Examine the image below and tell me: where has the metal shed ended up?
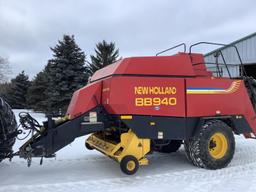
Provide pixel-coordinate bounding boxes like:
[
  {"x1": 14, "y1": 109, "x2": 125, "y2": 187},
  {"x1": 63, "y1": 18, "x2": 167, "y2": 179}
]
[{"x1": 204, "y1": 32, "x2": 256, "y2": 78}]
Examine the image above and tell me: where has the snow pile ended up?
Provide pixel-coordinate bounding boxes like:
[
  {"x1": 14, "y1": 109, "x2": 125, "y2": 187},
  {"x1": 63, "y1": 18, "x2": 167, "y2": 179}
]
[{"x1": 1, "y1": 110, "x2": 256, "y2": 192}]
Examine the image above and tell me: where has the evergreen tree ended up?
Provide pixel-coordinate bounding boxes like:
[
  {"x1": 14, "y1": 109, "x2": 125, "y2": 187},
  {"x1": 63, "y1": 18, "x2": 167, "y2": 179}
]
[
  {"x1": 7, "y1": 71, "x2": 30, "y2": 109},
  {"x1": 46, "y1": 35, "x2": 87, "y2": 114},
  {"x1": 27, "y1": 69, "x2": 48, "y2": 111},
  {"x1": 0, "y1": 82, "x2": 12, "y2": 101},
  {"x1": 87, "y1": 40, "x2": 119, "y2": 76}
]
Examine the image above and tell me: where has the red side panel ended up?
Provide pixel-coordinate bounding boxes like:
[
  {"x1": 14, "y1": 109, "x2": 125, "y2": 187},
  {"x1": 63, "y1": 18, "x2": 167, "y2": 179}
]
[
  {"x1": 186, "y1": 78, "x2": 243, "y2": 116},
  {"x1": 66, "y1": 81, "x2": 102, "y2": 119},
  {"x1": 102, "y1": 76, "x2": 185, "y2": 117},
  {"x1": 186, "y1": 78, "x2": 256, "y2": 133}
]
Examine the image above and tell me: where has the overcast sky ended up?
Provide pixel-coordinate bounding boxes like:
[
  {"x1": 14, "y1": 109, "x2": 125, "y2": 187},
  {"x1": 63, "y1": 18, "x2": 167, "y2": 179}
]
[{"x1": 0, "y1": 0, "x2": 256, "y2": 79}]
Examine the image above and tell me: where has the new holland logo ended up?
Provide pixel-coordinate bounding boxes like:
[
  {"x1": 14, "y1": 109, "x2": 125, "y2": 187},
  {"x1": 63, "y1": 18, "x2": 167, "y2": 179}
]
[{"x1": 186, "y1": 80, "x2": 241, "y2": 95}]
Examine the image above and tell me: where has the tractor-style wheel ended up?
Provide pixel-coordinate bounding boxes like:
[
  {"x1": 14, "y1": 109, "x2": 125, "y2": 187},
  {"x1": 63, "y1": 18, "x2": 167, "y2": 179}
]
[
  {"x1": 184, "y1": 140, "x2": 193, "y2": 164},
  {"x1": 0, "y1": 98, "x2": 17, "y2": 162},
  {"x1": 85, "y1": 142, "x2": 94, "y2": 150},
  {"x1": 159, "y1": 140, "x2": 182, "y2": 153},
  {"x1": 185, "y1": 120, "x2": 235, "y2": 169},
  {"x1": 120, "y1": 155, "x2": 139, "y2": 175}
]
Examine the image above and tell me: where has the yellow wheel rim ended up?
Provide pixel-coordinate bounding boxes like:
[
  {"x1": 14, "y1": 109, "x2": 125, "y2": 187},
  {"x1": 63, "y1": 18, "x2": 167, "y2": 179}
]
[
  {"x1": 126, "y1": 160, "x2": 136, "y2": 171},
  {"x1": 208, "y1": 132, "x2": 228, "y2": 159}
]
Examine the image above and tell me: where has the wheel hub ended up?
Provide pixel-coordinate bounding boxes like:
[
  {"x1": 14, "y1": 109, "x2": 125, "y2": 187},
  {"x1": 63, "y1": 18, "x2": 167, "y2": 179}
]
[
  {"x1": 208, "y1": 132, "x2": 228, "y2": 159},
  {"x1": 127, "y1": 160, "x2": 136, "y2": 171}
]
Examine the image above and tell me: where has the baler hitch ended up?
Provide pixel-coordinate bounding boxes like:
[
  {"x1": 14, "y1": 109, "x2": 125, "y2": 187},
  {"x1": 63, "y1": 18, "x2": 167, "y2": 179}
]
[{"x1": 12, "y1": 107, "x2": 105, "y2": 167}]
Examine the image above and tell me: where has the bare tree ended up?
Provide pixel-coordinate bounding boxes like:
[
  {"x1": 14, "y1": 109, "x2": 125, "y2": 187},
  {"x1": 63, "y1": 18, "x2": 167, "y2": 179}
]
[{"x1": 0, "y1": 56, "x2": 11, "y2": 83}]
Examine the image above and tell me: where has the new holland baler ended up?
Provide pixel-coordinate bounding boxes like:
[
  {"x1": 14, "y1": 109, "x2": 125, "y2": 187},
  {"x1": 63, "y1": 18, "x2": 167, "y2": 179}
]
[{"x1": 4, "y1": 43, "x2": 256, "y2": 175}]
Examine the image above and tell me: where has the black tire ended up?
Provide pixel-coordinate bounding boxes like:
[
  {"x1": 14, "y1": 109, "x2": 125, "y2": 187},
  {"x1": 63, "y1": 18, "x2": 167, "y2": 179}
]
[
  {"x1": 120, "y1": 155, "x2": 139, "y2": 175},
  {"x1": 184, "y1": 140, "x2": 193, "y2": 164},
  {"x1": 158, "y1": 140, "x2": 182, "y2": 153},
  {"x1": 0, "y1": 98, "x2": 17, "y2": 162},
  {"x1": 85, "y1": 142, "x2": 94, "y2": 150},
  {"x1": 184, "y1": 120, "x2": 235, "y2": 169}
]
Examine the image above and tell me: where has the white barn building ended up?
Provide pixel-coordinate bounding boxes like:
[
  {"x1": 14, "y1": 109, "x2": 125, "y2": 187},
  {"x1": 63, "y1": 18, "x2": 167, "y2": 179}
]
[{"x1": 204, "y1": 33, "x2": 256, "y2": 78}]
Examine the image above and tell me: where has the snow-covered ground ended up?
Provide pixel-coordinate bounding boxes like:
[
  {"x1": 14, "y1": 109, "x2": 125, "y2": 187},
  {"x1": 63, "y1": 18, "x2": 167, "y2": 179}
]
[{"x1": 1, "y1": 110, "x2": 256, "y2": 192}]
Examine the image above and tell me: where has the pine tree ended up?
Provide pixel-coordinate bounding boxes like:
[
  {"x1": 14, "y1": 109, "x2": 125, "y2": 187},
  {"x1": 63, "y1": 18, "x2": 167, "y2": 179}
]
[
  {"x1": 27, "y1": 69, "x2": 48, "y2": 111},
  {"x1": 87, "y1": 40, "x2": 119, "y2": 76},
  {"x1": 7, "y1": 71, "x2": 30, "y2": 109},
  {"x1": 46, "y1": 35, "x2": 87, "y2": 115},
  {"x1": 0, "y1": 82, "x2": 12, "y2": 101}
]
